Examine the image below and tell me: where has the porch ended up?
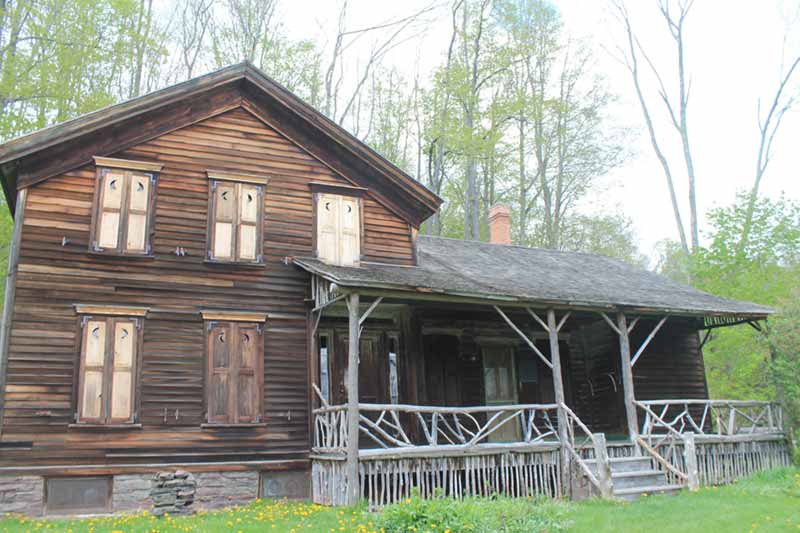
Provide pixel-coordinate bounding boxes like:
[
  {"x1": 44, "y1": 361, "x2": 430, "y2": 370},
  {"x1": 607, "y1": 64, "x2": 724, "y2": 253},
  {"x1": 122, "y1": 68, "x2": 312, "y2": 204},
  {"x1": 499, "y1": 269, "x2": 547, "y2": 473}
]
[
  {"x1": 304, "y1": 284, "x2": 790, "y2": 506},
  {"x1": 291, "y1": 239, "x2": 786, "y2": 506}
]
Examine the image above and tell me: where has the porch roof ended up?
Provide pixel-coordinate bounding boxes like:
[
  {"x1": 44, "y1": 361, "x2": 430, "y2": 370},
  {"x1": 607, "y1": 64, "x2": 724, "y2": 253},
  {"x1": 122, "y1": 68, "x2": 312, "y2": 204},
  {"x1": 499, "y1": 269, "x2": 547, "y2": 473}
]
[{"x1": 292, "y1": 235, "x2": 773, "y2": 318}]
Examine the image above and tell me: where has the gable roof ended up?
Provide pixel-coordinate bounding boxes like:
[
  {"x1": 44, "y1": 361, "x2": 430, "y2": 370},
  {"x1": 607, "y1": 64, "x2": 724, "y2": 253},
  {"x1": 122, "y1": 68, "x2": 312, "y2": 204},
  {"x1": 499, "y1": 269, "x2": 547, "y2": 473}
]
[
  {"x1": 0, "y1": 62, "x2": 442, "y2": 226},
  {"x1": 293, "y1": 235, "x2": 773, "y2": 318}
]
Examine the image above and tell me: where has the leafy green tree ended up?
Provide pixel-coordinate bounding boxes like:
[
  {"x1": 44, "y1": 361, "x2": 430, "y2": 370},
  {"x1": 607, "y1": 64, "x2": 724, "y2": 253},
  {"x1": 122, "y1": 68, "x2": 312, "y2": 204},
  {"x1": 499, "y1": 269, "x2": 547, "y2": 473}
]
[{"x1": 687, "y1": 193, "x2": 800, "y2": 420}]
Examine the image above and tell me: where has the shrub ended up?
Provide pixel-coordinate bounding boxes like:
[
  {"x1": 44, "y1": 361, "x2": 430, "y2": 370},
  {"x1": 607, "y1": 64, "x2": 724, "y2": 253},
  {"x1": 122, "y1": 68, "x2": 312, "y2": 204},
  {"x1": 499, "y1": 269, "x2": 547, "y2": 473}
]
[{"x1": 375, "y1": 491, "x2": 569, "y2": 533}]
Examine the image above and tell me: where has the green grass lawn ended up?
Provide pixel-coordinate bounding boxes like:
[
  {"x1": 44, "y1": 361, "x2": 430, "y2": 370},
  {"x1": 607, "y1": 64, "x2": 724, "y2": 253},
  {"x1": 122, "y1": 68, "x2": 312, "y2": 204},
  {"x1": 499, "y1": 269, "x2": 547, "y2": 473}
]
[{"x1": 0, "y1": 467, "x2": 797, "y2": 533}]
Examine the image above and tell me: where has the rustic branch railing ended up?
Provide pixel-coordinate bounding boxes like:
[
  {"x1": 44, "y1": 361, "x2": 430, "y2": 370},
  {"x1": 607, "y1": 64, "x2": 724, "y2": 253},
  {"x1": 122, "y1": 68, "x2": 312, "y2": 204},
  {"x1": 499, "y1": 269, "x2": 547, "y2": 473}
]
[
  {"x1": 560, "y1": 403, "x2": 612, "y2": 497},
  {"x1": 312, "y1": 402, "x2": 560, "y2": 454},
  {"x1": 637, "y1": 400, "x2": 784, "y2": 438}
]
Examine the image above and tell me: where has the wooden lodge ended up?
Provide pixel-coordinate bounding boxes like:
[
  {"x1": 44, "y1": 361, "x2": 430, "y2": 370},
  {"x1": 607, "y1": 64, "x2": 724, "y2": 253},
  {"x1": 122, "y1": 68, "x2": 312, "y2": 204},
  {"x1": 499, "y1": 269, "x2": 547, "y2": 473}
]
[{"x1": 0, "y1": 62, "x2": 790, "y2": 516}]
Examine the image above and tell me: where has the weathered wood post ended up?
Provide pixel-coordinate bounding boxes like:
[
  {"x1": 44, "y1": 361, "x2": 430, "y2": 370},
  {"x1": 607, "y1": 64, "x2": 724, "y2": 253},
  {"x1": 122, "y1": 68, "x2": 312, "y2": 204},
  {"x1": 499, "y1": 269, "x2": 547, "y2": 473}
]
[
  {"x1": 683, "y1": 432, "x2": 700, "y2": 491},
  {"x1": 592, "y1": 432, "x2": 614, "y2": 499},
  {"x1": 345, "y1": 292, "x2": 360, "y2": 505},
  {"x1": 547, "y1": 309, "x2": 571, "y2": 494},
  {"x1": 616, "y1": 312, "x2": 639, "y2": 442}
]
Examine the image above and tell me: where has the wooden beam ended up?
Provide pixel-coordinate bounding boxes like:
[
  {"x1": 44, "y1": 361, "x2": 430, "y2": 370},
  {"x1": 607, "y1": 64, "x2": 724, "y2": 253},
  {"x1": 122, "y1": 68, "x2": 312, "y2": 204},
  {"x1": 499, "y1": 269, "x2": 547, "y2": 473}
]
[
  {"x1": 556, "y1": 312, "x2": 571, "y2": 333},
  {"x1": 616, "y1": 312, "x2": 638, "y2": 442},
  {"x1": 345, "y1": 292, "x2": 360, "y2": 505},
  {"x1": 525, "y1": 308, "x2": 550, "y2": 333},
  {"x1": 599, "y1": 312, "x2": 621, "y2": 336},
  {"x1": 0, "y1": 189, "x2": 26, "y2": 435},
  {"x1": 631, "y1": 316, "x2": 668, "y2": 367},
  {"x1": 547, "y1": 309, "x2": 570, "y2": 492},
  {"x1": 359, "y1": 297, "x2": 384, "y2": 327},
  {"x1": 493, "y1": 306, "x2": 553, "y2": 370}
]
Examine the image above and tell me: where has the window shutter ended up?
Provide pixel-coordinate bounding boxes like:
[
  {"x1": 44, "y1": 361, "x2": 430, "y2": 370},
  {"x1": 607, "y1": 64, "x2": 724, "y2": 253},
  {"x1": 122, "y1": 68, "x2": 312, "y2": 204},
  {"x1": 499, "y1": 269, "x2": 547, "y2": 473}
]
[
  {"x1": 125, "y1": 173, "x2": 150, "y2": 253},
  {"x1": 339, "y1": 196, "x2": 360, "y2": 266},
  {"x1": 80, "y1": 320, "x2": 107, "y2": 422},
  {"x1": 208, "y1": 323, "x2": 232, "y2": 423},
  {"x1": 237, "y1": 184, "x2": 260, "y2": 261},
  {"x1": 316, "y1": 194, "x2": 339, "y2": 263},
  {"x1": 97, "y1": 172, "x2": 124, "y2": 249},
  {"x1": 212, "y1": 183, "x2": 236, "y2": 260},
  {"x1": 109, "y1": 320, "x2": 136, "y2": 422},
  {"x1": 236, "y1": 324, "x2": 261, "y2": 423}
]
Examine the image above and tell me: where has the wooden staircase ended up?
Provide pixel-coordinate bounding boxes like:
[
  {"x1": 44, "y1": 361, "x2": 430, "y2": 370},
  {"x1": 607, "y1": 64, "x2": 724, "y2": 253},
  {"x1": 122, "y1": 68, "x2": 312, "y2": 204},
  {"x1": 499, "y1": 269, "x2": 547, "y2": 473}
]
[{"x1": 584, "y1": 455, "x2": 683, "y2": 500}]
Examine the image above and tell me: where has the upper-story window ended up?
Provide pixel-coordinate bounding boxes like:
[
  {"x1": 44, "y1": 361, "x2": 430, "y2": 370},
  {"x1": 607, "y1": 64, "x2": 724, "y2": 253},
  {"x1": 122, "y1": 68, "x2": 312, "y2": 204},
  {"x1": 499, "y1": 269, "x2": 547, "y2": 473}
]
[
  {"x1": 74, "y1": 305, "x2": 148, "y2": 426},
  {"x1": 90, "y1": 157, "x2": 161, "y2": 255},
  {"x1": 312, "y1": 183, "x2": 364, "y2": 267},
  {"x1": 206, "y1": 171, "x2": 266, "y2": 264}
]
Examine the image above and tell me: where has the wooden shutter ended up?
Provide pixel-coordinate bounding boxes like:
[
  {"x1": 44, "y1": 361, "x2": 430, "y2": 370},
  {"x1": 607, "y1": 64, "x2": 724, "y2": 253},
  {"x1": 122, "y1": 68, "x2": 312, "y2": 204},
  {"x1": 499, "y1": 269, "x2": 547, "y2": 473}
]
[
  {"x1": 97, "y1": 171, "x2": 124, "y2": 250},
  {"x1": 124, "y1": 173, "x2": 151, "y2": 253},
  {"x1": 236, "y1": 324, "x2": 262, "y2": 423},
  {"x1": 109, "y1": 319, "x2": 136, "y2": 422},
  {"x1": 339, "y1": 196, "x2": 360, "y2": 266},
  {"x1": 212, "y1": 182, "x2": 236, "y2": 260},
  {"x1": 207, "y1": 323, "x2": 232, "y2": 423},
  {"x1": 237, "y1": 184, "x2": 260, "y2": 262},
  {"x1": 316, "y1": 193, "x2": 339, "y2": 263},
  {"x1": 206, "y1": 321, "x2": 263, "y2": 424},
  {"x1": 79, "y1": 320, "x2": 107, "y2": 422}
]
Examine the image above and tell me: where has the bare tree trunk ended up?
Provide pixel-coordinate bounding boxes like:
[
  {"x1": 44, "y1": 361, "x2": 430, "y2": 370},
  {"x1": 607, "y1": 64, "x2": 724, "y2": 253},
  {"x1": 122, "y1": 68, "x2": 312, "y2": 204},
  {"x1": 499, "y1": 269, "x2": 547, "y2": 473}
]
[{"x1": 613, "y1": 0, "x2": 690, "y2": 255}]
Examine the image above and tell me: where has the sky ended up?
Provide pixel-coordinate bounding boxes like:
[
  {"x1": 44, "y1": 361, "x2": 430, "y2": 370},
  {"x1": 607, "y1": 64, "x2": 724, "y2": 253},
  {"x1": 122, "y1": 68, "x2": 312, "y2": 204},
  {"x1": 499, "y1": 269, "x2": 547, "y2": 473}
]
[{"x1": 274, "y1": 0, "x2": 800, "y2": 258}]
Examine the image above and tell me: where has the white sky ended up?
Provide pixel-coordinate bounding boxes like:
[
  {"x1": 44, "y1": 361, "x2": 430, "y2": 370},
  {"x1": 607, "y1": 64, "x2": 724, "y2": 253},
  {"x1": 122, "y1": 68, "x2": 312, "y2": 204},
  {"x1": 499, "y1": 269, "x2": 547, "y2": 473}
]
[{"x1": 279, "y1": 1, "x2": 800, "y2": 256}]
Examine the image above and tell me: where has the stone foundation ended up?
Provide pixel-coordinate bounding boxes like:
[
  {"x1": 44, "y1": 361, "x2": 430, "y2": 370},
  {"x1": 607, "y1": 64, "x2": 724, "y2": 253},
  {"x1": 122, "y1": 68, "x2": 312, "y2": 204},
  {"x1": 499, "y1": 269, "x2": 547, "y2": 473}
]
[
  {"x1": 0, "y1": 468, "x2": 306, "y2": 516},
  {"x1": 112, "y1": 474, "x2": 152, "y2": 512},
  {"x1": 0, "y1": 476, "x2": 44, "y2": 517},
  {"x1": 193, "y1": 471, "x2": 259, "y2": 510}
]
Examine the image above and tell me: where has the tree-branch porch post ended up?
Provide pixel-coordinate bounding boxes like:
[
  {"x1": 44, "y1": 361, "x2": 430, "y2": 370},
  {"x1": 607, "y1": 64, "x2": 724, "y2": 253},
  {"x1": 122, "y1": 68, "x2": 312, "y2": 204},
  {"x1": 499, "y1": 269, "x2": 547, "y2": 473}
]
[{"x1": 345, "y1": 292, "x2": 360, "y2": 505}]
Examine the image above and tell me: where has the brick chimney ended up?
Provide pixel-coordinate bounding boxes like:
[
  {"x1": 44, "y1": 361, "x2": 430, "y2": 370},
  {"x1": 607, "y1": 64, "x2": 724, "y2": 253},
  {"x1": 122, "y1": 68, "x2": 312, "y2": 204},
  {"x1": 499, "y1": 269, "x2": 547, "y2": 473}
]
[{"x1": 488, "y1": 204, "x2": 512, "y2": 245}]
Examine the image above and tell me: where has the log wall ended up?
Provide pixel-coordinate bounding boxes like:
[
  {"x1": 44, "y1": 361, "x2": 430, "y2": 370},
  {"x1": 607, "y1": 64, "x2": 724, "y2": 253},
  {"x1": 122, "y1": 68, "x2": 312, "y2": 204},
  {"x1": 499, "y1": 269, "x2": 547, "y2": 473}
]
[{"x1": 0, "y1": 107, "x2": 416, "y2": 470}]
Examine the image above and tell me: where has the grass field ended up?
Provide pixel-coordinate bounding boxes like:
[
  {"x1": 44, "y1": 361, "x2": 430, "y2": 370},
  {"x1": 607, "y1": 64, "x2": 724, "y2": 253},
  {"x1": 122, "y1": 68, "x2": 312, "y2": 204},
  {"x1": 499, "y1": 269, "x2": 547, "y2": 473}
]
[{"x1": 0, "y1": 467, "x2": 797, "y2": 533}]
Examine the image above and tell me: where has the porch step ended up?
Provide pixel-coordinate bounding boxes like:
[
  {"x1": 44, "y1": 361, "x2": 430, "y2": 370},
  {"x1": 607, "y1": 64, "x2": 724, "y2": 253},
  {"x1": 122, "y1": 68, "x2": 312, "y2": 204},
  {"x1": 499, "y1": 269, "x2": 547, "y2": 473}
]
[
  {"x1": 611, "y1": 469, "x2": 665, "y2": 490},
  {"x1": 614, "y1": 483, "x2": 683, "y2": 501},
  {"x1": 583, "y1": 456, "x2": 652, "y2": 474},
  {"x1": 582, "y1": 455, "x2": 682, "y2": 500}
]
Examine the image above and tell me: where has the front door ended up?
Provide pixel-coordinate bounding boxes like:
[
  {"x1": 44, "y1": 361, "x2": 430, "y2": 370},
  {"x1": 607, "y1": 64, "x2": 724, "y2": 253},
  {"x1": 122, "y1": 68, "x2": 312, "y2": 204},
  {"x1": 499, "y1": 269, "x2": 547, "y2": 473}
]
[{"x1": 482, "y1": 344, "x2": 521, "y2": 442}]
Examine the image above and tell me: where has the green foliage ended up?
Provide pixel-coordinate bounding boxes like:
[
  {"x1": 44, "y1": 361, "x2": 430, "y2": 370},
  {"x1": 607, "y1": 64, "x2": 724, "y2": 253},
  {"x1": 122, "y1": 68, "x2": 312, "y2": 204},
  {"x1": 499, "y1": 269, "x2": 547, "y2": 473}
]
[
  {"x1": 673, "y1": 193, "x2": 800, "y2": 455},
  {"x1": 376, "y1": 491, "x2": 569, "y2": 533}
]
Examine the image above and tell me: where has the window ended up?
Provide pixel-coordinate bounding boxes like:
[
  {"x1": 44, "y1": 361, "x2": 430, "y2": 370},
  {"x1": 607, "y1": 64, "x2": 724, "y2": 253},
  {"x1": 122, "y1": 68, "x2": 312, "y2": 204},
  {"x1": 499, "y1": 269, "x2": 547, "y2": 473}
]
[
  {"x1": 45, "y1": 477, "x2": 111, "y2": 515},
  {"x1": 203, "y1": 311, "x2": 267, "y2": 425},
  {"x1": 388, "y1": 334, "x2": 400, "y2": 405},
  {"x1": 75, "y1": 306, "x2": 146, "y2": 425},
  {"x1": 312, "y1": 184, "x2": 362, "y2": 266},
  {"x1": 318, "y1": 331, "x2": 332, "y2": 404},
  {"x1": 206, "y1": 171, "x2": 266, "y2": 264},
  {"x1": 91, "y1": 157, "x2": 161, "y2": 255}
]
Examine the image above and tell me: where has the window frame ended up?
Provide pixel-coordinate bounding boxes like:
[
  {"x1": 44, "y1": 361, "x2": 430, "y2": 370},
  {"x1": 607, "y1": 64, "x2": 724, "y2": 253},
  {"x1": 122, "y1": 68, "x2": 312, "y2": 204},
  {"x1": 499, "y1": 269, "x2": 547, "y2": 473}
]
[
  {"x1": 73, "y1": 305, "x2": 147, "y2": 427},
  {"x1": 202, "y1": 310, "x2": 267, "y2": 427},
  {"x1": 205, "y1": 171, "x2": 268, "y2": 266},
  {"x1": 89, "y1": 157, "x2": 161, "y2": 256},
  {"x1": 310, "y1": 182, "x2": 366, "y2": 267}
]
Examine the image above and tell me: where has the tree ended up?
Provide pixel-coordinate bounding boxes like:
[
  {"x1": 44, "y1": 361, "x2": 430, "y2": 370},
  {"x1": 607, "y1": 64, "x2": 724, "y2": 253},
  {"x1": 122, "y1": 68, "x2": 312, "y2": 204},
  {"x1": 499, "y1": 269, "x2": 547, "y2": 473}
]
[
  {"x1": 612, "y1": 0, "x2": 696, "y2": 255},
  {"x1": 688, "y1": 193, "x2": 800, "y2": 403},
  {"x1": 557, "y1": 213, "x2": 647, "y2": 266}
]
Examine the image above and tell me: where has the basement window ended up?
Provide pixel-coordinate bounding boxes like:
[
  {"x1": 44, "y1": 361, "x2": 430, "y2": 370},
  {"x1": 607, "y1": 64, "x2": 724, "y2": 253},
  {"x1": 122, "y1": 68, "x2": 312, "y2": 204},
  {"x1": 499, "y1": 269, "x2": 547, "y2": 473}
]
[
  {"x1": 206, "y1": 171, "x2": 267, "y2": 265},
  {"x1": 45, "y1": 477, "x2": 111, "y2": 515},
  {"x1": 91, "y1": 157, "x2": 161, "y2": 255}
]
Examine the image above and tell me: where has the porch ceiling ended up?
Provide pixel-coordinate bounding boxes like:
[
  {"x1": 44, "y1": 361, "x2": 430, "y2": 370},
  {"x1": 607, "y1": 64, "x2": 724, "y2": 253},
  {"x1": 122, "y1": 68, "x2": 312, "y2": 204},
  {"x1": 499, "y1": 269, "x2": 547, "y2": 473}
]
[{"x1": 292, "y1": 235, "x2": 773, "y2": 319}]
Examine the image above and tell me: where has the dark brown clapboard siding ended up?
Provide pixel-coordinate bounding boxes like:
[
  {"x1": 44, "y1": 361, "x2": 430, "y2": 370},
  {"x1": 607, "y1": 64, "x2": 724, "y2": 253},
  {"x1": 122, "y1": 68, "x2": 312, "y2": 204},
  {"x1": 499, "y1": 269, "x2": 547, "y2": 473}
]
[{"x1": 0, "y1": 106, "x2": 415, "y2": 468}]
